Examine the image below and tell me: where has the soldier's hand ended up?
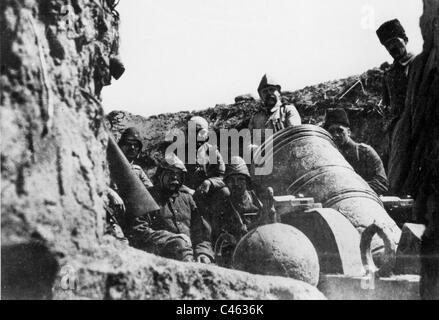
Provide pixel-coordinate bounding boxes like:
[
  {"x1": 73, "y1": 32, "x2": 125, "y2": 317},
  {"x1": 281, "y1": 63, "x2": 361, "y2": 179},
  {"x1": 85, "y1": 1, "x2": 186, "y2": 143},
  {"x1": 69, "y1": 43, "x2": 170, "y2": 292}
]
[
  {"x1": 262, "y1": 187, "x2": 275, "y2": 210},
  {"x1": 197, "y1": 180, "x2": 211, "y2": 195},
  {"x1": 197, "y1": 254, "x2": 212, "y2": 264},
  {"x1": 108, "y1": 188, "x2": 125, "y2": 213}
]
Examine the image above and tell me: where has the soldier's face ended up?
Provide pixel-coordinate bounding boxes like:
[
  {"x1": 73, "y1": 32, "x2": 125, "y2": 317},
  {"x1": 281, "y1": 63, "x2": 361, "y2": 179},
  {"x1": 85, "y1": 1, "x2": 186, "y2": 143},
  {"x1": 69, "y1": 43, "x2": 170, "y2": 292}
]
[
  {"x1": 161, "y1": 169, "x2": 184, "y2": 191},
  {"x1": 328, "y1": 124, "x2": 350, "y2": 148},
  {"x1": 385, "y1": 38, "x2": 407, "y2": 61},
  {"x1": 120, "y1": 141, "x2": 141, "y2": 161},
  {"x1": 226, "y1": 174, "x2": 248, "y2": 195},
  {"x1": 259, "y1": 87, "x2": 281, "y2": 109}
]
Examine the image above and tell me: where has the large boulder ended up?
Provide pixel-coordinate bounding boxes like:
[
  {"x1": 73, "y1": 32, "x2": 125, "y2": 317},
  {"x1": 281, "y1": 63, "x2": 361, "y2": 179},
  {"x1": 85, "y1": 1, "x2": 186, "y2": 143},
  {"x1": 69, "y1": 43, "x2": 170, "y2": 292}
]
[{"x1": 232, "y1": 223, "x2": 320, "y2": 286}]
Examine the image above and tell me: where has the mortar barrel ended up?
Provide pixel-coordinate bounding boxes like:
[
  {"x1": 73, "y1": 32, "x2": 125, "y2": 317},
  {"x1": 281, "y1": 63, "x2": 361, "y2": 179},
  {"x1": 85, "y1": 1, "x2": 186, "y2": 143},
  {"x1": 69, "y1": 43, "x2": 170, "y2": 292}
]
[
  {"x1": 107, "y1": 134, "x2": 160, "y2": 216},
  {"x1": 253, "y1": 125, "x2": 401, "y2": 250}
]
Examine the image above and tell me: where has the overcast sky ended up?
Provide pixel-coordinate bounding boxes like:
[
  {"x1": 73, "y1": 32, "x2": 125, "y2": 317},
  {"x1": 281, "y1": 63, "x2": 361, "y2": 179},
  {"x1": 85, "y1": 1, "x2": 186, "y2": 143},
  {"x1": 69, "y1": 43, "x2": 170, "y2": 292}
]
[{"x1": 102, "y1": 0, "x2": 424, "y2": 118}]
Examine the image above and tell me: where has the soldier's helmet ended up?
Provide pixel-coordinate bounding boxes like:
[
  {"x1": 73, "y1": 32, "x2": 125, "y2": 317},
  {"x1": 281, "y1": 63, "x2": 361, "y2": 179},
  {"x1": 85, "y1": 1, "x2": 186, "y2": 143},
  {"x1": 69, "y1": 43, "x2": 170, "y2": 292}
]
[
  {"x1": 189, "y1": 116, "x2": 209, "y2": 131},
  {"x1": 225, "y1": 156, "x2": 251, "y2": 179},
  {"x1": 118, "y1": 127, "x2": 143, "y2": 149},
  {"x1": 189, "y1": 116, "x2": 209, "y2": 142},
  {"x1": 160, "y1": 153, "x2": 187, "y2": 173}
]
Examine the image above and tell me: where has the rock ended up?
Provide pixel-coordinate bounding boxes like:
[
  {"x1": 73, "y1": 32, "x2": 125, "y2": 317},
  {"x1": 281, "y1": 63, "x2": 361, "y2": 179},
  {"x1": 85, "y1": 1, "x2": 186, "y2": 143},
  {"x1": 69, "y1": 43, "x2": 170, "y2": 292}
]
[
  {"x1": 1, "y1": 242, "x2": 59, "y2": 300},
  {"x1": 1, "y1": 0, "x2": 119, "y2": 299},
  {"x1": 53, "y1": 242, "x2": 326, "y2": 300},
  {"x1": 232, "y1": 223, "x2": 320, "y2": 286},
  {"x1": 0, "y1": 0, "x2": 326, "y2": 300}
]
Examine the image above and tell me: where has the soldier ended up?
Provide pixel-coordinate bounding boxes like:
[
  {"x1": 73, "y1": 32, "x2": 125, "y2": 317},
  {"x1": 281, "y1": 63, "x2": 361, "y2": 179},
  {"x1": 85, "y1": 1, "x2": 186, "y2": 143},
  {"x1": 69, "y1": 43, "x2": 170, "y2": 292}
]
[
  {"x1": 377, "y1": 19, "x2": 416, "y2": 194},
  {"x1": 127, "y1": 154, "x2": 213, "y2": 263},
  {"x1": 378, "y1": 19, "x2": 415, "y2": 119},
  {"x1": 105, "y1": 127, "x2": 153, "y2": 243},
  {"x1": 246, "y1": 75, "x2": 302, "y2": 160},
  {"x1": 184, "y1": 116, "x2": 228, "y2": 216},
  {"x1": 117, "y1": 127, "x2": 153, "y2": 189},
  {"x1": 211, "y1": 156, "x2": 275, "y2": 267},
  {"x1": 324, "y1": 108, "x2": 389, "y2": 195},
  {"x1": 248, "y1": 74, "x2": 301, "y2": 148}
]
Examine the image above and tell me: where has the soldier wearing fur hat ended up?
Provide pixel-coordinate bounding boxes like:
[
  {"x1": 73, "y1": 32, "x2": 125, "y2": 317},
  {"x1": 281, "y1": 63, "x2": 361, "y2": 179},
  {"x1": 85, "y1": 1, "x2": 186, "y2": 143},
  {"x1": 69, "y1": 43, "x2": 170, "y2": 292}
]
[
  {"x1": 377, "y1": 19, "x2": 415, "y2": 118},
  {"x1": 127, "y1": 153, "x2": 213, "y2": 263},
  {"x1": 377, "y1": 19, "x2": 416, "y2": 194},
  {"x1": 324, "y1": 109, "x2": 389, "y2": 195}
]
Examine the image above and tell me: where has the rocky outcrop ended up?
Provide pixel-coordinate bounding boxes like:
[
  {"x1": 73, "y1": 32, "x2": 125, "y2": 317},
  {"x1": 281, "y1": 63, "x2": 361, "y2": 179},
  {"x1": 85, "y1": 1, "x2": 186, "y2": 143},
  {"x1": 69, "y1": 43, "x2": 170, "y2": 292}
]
[
  {"x1": 107, "y1": 68, "x2": 390, "y2": 164},
  {"x1": 53, "y1": 241, "x2": 325, "y2": 300},
  {"x1": 1, "y1": 0, "x2": 324, "y2": 300},
  {"x1": 1, "y1": 0, "x2": 119, "y2": 298}
]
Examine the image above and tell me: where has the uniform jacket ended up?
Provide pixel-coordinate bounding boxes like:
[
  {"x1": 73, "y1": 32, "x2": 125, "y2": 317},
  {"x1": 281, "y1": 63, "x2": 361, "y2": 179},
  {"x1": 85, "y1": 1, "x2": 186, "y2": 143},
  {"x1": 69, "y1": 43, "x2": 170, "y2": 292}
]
[
  {"x1": 249, "y1": 104, "x2": 301, "y2": 146},
  {"x1": 249, "y1": 104, "x2": 301, "y2": 133},
  {"x1": 341, "y1": 141, "x2": 389, "y2": 195},
  {"x1": 131, "y1": 163, "x2": 153, "y2": 189},
  {"x1": 185, "y1": 142, "x2": 225, "y2": 191},
  {"x1": 382, "y1": 54, "x2": 415, "y2": 120},
  {"x1": 210, "y1": 189, "x2": 262, "y2": 243},
  {"x1": 393, "y1": 52, "x2": 439, "y2": 221},
  {"x1": 382, "y1": 54, "x2": 415, "y2": 194},
  {"x1": 128, "y1": 186, "x2": 213, "y2": 259},
  {"x1": 111, "y1": 163, "x2": 153, "y2": 192}
]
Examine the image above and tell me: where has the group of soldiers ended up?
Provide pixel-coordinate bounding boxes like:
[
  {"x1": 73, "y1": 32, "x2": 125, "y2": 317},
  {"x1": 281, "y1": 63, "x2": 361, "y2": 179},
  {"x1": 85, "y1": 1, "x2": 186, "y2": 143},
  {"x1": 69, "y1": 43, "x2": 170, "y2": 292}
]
[{"x1": 104, "y1": 19, "x2": 417, "y2": 267}]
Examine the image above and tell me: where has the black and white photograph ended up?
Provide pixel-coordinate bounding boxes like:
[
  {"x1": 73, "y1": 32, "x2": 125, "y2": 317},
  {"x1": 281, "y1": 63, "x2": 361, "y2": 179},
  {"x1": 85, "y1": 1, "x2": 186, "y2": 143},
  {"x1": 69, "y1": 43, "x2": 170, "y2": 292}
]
[{"x1": 1, "y1": 0, "x2": 438, "y2": 304}]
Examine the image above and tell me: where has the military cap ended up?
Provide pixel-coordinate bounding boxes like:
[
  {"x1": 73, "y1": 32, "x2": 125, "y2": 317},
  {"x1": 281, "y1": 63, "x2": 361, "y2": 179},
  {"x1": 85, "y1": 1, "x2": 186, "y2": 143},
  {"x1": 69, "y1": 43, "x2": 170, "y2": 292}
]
[
  {"x1": 377, "y1": 19, "x2": 408, "y2": 45},
  {"x1": 257, "y1": 74, "x2": 282, "y2": 94},
  {"x1": 323, "y1": 108, "x2": 350, "y2": 130}
]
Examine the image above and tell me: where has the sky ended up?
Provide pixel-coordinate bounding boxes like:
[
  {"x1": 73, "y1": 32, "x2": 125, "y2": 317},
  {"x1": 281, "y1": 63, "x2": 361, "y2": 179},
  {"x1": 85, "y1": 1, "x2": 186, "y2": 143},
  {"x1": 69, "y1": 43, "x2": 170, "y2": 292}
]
[{"x1": 102, "y1": 0, "x2": 424, "y2": 118}]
